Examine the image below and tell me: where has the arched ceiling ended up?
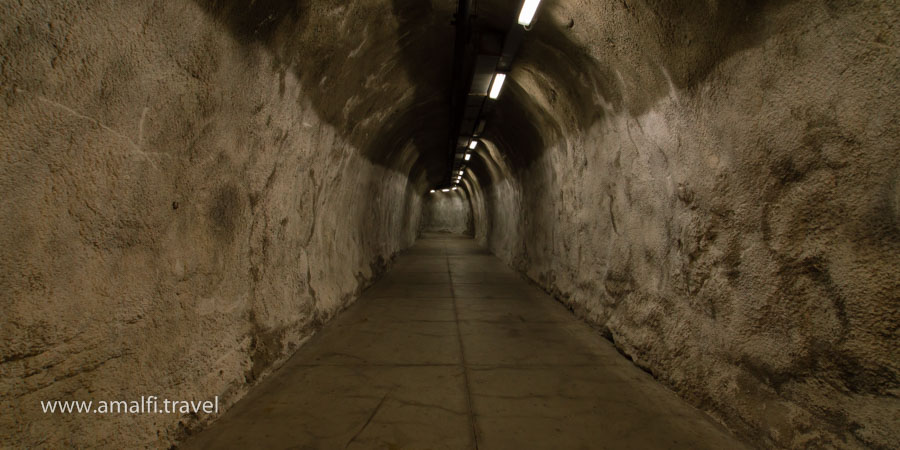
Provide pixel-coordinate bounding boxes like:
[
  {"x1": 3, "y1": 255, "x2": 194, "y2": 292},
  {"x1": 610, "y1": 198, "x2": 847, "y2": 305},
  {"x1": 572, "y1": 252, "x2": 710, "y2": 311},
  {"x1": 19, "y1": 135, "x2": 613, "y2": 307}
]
[
  {"x1": 192, "y1": 0, "x2": 788, "y2": 191},
  {"x1": 189, "y1": 0, "x2": 604, "y2": 190}
]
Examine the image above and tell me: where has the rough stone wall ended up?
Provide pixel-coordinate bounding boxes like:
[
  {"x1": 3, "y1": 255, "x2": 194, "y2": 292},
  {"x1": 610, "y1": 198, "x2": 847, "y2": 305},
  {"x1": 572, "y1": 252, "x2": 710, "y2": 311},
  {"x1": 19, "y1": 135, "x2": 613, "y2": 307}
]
[
  {"x1": 0, "y1": 0, "x2": 445, "y2": 447},
  {"x1": 467, "y1": 140, "x2": 523, "y2": 264},
  {"x1": 469, "y1": 0, "x2": 899, "y2": 448},
  {"x1": 420, "y1": 191, "x2": 474, "y2": 234}
]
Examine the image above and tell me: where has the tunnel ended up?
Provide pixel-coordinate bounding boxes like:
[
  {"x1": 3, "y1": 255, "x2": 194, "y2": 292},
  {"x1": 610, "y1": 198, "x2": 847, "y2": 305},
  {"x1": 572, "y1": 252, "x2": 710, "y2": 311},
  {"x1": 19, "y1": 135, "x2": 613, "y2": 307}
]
[{"x1": 1, "y1": 0, "x2": 898, "y2": 448}]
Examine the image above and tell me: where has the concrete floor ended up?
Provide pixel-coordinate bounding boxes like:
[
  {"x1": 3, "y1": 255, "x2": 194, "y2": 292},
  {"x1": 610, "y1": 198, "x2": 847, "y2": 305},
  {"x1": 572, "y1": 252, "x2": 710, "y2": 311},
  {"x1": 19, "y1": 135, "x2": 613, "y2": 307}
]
[{"x1": 182, "y1": 234, "x2": 745, "y2": 449}]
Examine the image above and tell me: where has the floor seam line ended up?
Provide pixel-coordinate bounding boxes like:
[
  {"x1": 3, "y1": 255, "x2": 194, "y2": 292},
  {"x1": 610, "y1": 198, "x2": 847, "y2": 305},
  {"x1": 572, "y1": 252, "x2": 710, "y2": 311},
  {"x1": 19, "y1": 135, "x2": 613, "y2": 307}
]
[{"x1": 448, "y1": 249, "x2": 479, "y2": 450}]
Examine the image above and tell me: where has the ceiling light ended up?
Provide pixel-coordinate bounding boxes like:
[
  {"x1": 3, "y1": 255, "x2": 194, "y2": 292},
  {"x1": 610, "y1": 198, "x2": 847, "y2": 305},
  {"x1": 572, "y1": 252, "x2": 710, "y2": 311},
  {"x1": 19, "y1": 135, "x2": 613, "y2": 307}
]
[
  {"x1": 430, "y1": 189, "x2": 435, "y2": 193},
  {"x1": 517, "y1": 0, "x2": 542, "y2": 26},
  {"x1": 488, "y1": 73, "x2": 506, "y2": 99},
  {"x1": 459, "y1": 170, "x2": 464, "y2": 175},
  {"x1": 442, "y1": 189, "x2": 450, "y2": 192},
  {"x1": 468, "y1": 140, "x2": 478, "y2": 150},
  {"x1": 464, "y1": 153, "x2": 471, "y2": 161},
  {"x1": 452, "y1": 187, "x2": 458, "y2": 190}
]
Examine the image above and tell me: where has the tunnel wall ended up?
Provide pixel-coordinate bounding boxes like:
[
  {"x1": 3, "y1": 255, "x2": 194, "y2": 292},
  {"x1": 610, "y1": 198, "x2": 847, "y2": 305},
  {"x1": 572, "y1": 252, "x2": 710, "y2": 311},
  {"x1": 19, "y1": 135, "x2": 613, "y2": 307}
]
[
  {"x1": 469, "y1": 0, "x2": 899, "y2": 448},
  {"x1": 420, "y1": 191, "x2": 474, "y2": 235},
  {"x1": 0, "y1": 0, "x2": 443, "y2": 447}
]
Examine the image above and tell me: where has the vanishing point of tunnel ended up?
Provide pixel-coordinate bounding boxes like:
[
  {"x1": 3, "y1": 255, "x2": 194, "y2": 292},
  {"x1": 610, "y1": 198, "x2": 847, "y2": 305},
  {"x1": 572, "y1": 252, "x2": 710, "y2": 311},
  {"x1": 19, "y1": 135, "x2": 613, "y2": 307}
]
[{"x1": 1, "y1": 0, "x2": 898, "y2": 449}]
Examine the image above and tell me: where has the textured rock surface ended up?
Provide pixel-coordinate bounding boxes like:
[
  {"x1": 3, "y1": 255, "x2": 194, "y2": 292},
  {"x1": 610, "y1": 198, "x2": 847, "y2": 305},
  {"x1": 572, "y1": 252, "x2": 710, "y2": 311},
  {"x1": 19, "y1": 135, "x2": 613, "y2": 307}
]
[
  {"x1": 0, "y1": 0, "x2": 449, "y2": 447},
  {"x1": 420, "y1": 191, "x2": 473, "y2": 234},
  {"x1": 465, "y1": 0, "x2": 900, "y2": 448},
  {"x1": 2, "y1": 0, "x2": 898, "y2": 448}
]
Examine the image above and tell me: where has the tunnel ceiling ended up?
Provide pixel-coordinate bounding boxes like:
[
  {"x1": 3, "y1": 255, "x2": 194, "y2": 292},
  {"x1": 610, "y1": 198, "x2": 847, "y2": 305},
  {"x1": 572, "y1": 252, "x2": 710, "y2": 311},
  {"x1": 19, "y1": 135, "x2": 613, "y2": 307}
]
[
  {"x1": 194, "y1": 0, "x2": 456, "y2": 186},
  {"x1": 193, "y1": 0, "x2": 585, "y2": 188},
  {"x1": 60, "y1": 0, "x2": 797, "y2": 190}
]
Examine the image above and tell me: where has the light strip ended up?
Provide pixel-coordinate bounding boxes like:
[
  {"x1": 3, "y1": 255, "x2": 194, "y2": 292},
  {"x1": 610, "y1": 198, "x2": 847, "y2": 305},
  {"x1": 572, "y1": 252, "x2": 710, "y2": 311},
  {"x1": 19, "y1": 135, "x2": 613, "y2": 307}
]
[
  {"x1": 517, "y1": 0, "x2": 542, "y2": 26},
  {"x1": 464, "y1": 153, "x2": 471, "y2": 161},
  {"x1": 442, "y1": 189, "x2": 450, "y2": 192},
  {"x1": 468, "y1": 140, "x2": 478, "y2": 150},
  {"x1": 488, "y1": 73, "x2": 506, "y2": 99}
]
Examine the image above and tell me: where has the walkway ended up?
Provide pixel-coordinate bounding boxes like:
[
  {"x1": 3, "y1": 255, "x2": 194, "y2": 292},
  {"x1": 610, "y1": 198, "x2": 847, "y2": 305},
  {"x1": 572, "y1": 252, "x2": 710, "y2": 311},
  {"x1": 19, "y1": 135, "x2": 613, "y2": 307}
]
[{"x1": 183, "y1": 234, "x2": 744, "y2": 449}]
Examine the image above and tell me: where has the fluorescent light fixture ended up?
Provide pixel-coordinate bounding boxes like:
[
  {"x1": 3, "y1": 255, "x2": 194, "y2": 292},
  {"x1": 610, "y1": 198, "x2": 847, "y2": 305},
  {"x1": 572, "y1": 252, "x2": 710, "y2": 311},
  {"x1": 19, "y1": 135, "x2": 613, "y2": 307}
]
[
  {"x1": 430, "y1": 189, "x2": 435, "y2": 193},
  {"x1": 442, "y1": 189, "x2": 450, "y2": 192},
  {"x1": 517, "y1": 0, "x2": 542, "y2": 26},
  {"x1": 459, "y1": 170, "x2": 464, "y2": 175},
  {"x1": 468, "y1": 140, "x2": 478, "y2": 150},
  {"x1": 452, "y1": 187, "x2": 458, "y2": 190},
  {"x1": 464, "y1": 153, "x2": 471, "y2": 161},
  {"x1": 488, "y1": 73, "x2": 506, "y2": 99}
]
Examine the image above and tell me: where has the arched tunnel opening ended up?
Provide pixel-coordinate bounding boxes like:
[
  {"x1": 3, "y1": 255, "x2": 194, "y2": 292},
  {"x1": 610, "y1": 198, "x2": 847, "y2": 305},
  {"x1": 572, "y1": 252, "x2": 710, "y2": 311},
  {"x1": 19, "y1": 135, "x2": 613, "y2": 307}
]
[{"x1": 2, "y1": 0, "x2": 898, "y2": 448}]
